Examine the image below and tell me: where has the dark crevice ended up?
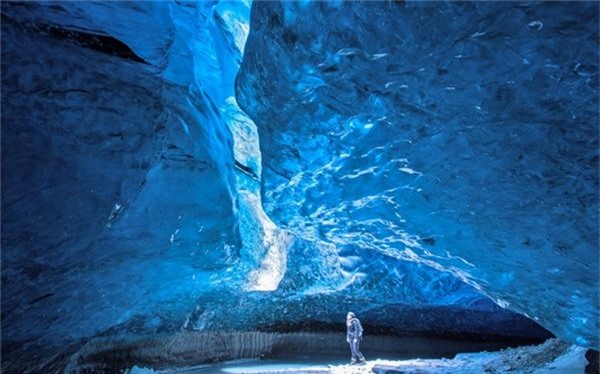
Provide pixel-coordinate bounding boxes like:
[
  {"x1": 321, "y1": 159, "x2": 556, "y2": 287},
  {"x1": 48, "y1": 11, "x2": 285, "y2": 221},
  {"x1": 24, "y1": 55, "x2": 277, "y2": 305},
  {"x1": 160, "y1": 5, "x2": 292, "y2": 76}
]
[
  {"x1": 28, "y1": 293, "x2": 55, "y2": 305},
  {"x1": 1, "y1": 13, "x2": 148, "y2": 64},
  {"x1": 234, "y1": 160, "x2": 259, "y2": 180}
]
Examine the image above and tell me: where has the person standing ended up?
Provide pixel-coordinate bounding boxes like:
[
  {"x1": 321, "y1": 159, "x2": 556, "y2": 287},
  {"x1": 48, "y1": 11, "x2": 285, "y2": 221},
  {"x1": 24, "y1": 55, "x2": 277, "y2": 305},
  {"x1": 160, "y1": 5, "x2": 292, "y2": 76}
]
[{"x1": 346, "y1": 312, "x2": 366, "y2": 365}]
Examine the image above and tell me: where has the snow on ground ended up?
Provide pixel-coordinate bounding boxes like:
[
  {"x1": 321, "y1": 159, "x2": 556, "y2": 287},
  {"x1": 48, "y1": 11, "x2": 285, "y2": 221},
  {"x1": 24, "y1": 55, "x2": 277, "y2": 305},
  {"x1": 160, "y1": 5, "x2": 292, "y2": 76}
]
[
  {"x1": 531, "y1": 345, "x2": 587, "y2": 373},
  {"x1": 127, "y1": 339, "x2": 588, "y2": 374}
]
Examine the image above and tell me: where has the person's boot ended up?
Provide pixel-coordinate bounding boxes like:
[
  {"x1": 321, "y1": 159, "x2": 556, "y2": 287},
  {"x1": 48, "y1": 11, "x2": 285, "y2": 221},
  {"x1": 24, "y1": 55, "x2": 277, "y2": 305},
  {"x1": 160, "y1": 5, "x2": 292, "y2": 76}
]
[
  {"x1": 350, "y1": 358, "x2": 358, "y2": 365},
  {"x1": 358, "y1": 358, "x2": 367, "y2": 365}
]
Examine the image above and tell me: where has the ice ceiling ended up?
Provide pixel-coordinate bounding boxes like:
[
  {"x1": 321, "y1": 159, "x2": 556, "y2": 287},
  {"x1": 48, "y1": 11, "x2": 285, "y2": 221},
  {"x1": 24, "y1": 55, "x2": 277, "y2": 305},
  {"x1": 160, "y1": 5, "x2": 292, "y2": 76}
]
[
  {"x1": 0, "y1": 0, "x2": 597, "y2": 370},
  {"x1": 237, "y1": 1, "x2": 599, "y2": 347}
]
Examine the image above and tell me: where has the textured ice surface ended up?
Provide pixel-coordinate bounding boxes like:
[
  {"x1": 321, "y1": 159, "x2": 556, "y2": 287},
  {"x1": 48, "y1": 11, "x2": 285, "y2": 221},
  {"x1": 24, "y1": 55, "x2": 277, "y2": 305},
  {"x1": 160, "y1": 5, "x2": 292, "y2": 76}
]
[
  {"x1": 1, "y1": 0, "x2": 247, "y2": 359},
  {"x1": 237, "y1": 1, "x2": 599, "y2": 347},
  {"x1": 0, "y1": 0, "x2": 591, "y2": 371}
]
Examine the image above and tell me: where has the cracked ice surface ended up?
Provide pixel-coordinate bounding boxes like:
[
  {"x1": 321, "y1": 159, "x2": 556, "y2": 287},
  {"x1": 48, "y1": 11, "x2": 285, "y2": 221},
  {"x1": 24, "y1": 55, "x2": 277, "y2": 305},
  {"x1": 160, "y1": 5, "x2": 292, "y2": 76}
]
[{"x1": 237, "y1": 1, "x2": 599, "y2": 347}]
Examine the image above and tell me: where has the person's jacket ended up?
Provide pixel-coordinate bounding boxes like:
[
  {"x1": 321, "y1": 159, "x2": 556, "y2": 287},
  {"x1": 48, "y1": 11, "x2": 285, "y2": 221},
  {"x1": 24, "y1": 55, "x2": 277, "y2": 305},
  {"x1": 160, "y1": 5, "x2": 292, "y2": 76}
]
[{"x1": 346, "y1": 317, "x2": 363, "y2": 342}]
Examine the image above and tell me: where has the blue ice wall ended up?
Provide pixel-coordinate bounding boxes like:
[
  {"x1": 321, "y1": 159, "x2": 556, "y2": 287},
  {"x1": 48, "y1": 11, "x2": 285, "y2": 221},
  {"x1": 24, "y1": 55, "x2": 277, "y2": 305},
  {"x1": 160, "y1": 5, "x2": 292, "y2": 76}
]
[
  {"x1": 237, "y1": 1, "x2": 599, "y2": 348},
  {"x1": 0, "y1": 0, "x2": 571, "y2": 371},
  {"x1": 1, "y1": 0, "x2": 249, "y2": 363}
]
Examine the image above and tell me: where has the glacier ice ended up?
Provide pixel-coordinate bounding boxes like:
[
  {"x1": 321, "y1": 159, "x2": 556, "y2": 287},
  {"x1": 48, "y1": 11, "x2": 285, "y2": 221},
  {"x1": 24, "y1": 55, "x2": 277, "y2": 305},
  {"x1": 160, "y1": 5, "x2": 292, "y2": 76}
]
[
  {"x1": 1, "y1": 0, "x2": 246, "y2": 367},
  {"x1": 236, "y1": 1, "x2": 599, "y2": 348},
  {"x1": 0, "y1": 0, "x2": 597, "y2": 372}
]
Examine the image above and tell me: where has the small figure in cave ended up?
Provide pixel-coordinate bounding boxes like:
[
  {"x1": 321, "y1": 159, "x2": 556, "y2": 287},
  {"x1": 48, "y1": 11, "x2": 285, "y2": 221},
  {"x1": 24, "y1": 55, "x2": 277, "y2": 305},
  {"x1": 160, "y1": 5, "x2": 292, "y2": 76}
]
[{"x1": 346, "y1": 312, "x2": 366, "y2": 365}]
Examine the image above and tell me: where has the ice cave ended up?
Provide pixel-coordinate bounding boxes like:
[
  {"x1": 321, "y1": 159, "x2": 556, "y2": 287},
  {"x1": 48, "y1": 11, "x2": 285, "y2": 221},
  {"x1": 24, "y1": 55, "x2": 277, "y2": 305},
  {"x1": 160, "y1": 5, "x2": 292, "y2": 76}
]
[{"x1": 1, "y1": 1, "x2": 598, "y2": 373}]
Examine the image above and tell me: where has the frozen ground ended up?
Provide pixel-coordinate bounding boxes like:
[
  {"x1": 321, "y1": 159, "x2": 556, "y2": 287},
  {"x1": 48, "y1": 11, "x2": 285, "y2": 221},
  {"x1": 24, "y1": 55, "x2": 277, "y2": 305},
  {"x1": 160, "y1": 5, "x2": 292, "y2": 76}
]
[{"x1": 128, "y1": 339, "x2": 587, "y2": 374}]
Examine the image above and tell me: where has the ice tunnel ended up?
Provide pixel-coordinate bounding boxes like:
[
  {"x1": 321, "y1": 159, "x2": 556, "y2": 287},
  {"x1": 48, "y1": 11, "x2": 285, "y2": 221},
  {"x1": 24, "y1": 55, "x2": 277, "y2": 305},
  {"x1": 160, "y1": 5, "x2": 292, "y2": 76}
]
[{"x1": 1, "y1": 1, "x2": 598, "y2": 373}]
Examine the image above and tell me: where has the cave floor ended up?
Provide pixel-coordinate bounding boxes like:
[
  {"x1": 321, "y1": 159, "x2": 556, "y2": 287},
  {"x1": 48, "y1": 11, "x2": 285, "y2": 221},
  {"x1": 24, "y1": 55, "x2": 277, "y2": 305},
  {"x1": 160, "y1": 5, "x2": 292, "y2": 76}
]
[{"x1": 134, "y1": 339, "x2": 587, "y2": 374}]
